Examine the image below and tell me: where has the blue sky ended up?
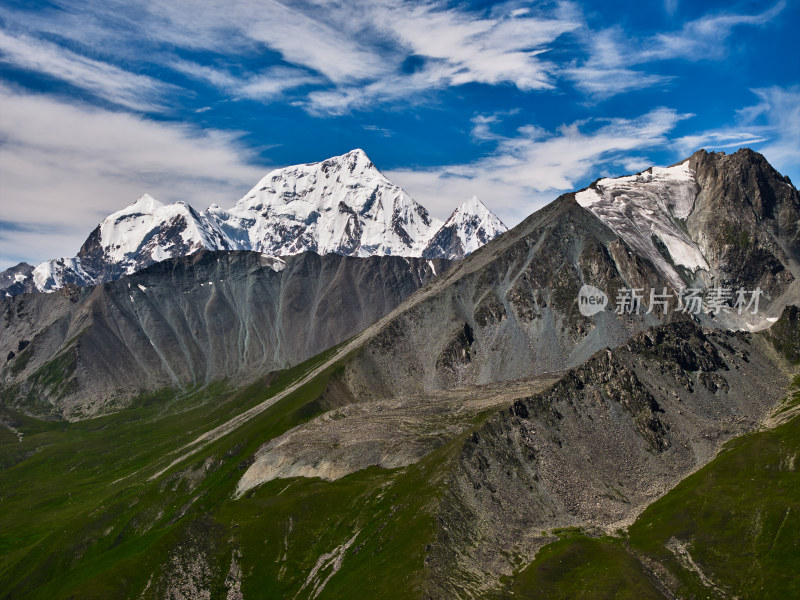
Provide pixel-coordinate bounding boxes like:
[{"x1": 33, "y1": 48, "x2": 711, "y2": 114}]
[{"x1": 0, "y1": 0, "x2": 798, "y2": 269}]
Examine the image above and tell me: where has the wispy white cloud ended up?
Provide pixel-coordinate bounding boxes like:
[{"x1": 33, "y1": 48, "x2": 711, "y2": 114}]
[
  {"x1": 388, "y1": 107, "x2": 691, "y2": 223},
  {"x1": 173, "y1": 0, "x2": 580, "y2": 95},
  {"x1": 172, "y1": 60, "x2": 320, "y2": 101},
  {"x1": 738, "y1": 86, "x2": 800, "y2": 174},
  {"x1": 303, "y1": 69, "x2": 441, "y2": 114},
  {"x1": 0, "y1": 0, "x2": 583, "y2": 114},
  {"x1": 0, "y1": 84, "x2": 267, "y2": 269},
  {"x1": 239, "y1": 67, "x2": 321, "y2": 100},
  {"x1": 363, "y1": 124, "x2": 395, "y2": 138},
  {"x1": 301, "y1": 0, "x2": 581, "y2": 113},
  {"x1": 566, "y1": 65, "x2": 672, "y2": 98},
  {"x1": 26, "y1": 0, "x2": 388, "y2": 86},
  {"x1": 0, "y1": 0, "x2": 790, "y2": 113},
  {"x1": 471, "y1": 114, "x2": 508, "y2": 142},
  {"x1": 567, "y1": 2, "x2": 785, "y2": 99},
  {"x1": 0, "y1": 30, "x2": 173, "y2": 112},
  {"x1": 170, "y1": 59, "x2": 241, "y2": 91},
  {"x1": 672, "y1": 131, "x2": 769, "y2": 155},
  {"x1": 374, "y1": 0, "x2": 580, "y2": 89},
  {"x1": 645, "y1": 2, "x2": 785, "y2": 61},
  {"x1": 664, "y1": 0, "x2": 679, "y2": 17}
]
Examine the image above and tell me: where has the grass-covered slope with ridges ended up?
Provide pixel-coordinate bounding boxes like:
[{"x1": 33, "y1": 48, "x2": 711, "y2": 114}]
[
  {"x1": 628, "y1": 415, "x2": 800, "y2": 598},
  {"x1": 509, "y1": 532, "x2": 666, "y2": 599},
  {"x1": 1, "y1": 319, "x2": 798, "y2": 598},
  {"x1": 1, "y1": 328, "x2": 524, "y2": 599},
  {"x1": 0, "y1": 342, "x2": 356, "y2": 598}
]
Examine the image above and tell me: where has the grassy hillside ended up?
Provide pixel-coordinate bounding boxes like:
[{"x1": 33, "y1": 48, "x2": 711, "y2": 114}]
[
  {"x1": 1, "y1": 343, "x2": 798, "y2": 598},
  {"x1": 0, "y1": 338, "x2": 473, "y2": 599}
]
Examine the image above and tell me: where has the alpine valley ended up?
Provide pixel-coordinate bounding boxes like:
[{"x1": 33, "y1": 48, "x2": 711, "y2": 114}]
[{"x1": 1, "y1": 148, "x2": 799, "y2": 600}]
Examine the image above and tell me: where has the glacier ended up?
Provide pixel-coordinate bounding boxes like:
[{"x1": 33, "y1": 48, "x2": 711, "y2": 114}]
[{"x1": 575, "y1": 161, "x2": 709, "y2": 288}]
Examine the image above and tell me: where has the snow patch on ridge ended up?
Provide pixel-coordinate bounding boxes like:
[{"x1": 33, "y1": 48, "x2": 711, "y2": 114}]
[{"x1": 576, "y1": 161, "x2": 708, "y2": 287}]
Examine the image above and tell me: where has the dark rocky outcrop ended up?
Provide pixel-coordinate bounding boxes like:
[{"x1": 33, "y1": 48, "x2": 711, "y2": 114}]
[
  {"x1": 768, "y1": 304, "x2": 800, "y2": 363},
  {"x1": 0, "y1": 263, "x2": 35, "y2": 297},
  {"x1": 688, "y1": 149, "x2": 800, "y2": 296}
]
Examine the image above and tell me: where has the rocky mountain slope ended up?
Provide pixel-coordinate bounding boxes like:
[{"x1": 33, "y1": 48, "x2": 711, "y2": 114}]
[
  {"x1": 0, "y1": 251, "x2": 449, "y2": 419},
  {"x1": 1, "y1": 150, "x2": 506, "y2": 296},
  {"x1": 340, "y1": 148, "x2": 799, "y2": 400},
  {"x1": 225, "y1": 312, "x2": 797, "y2": 598},
  {"x1": 2, "y1": 148, "x2": 797, "y2": 420},
  {"x1": 0, "y1": 148, "x2": 799, "y2": 599},
  {"x1": 427, "y1": 319, "x2": 791, "y2": 596}
]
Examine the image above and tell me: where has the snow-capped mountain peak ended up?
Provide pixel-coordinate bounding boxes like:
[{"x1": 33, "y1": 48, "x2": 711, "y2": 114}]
[
  {"x1": 450, "y1": 195, "x2": 505, "y2": 225},
  {"x1": 96, "y1": 193, "x2": 214, "y2": 268},
  {"x1": 32, "y1": 257, "x2": 94, "y2": 292},
  {"x1": 120, "y1": 193, "x2": 164, "y2": 215},
  {"x1": 235, "y1": 148, "x2": 385, "y2": 213},
  {"x1": 459, "y1": 195, "x2": 489, "y2": 213},
  {"x1": 216, "y1": 149, "x2": 444, "y2": 257},
  {"x1": 12, "y1": 149, "x2": 507, "y2": 294},
  {"x1": 422, "y1": 196, "x2": 508, "y2": 259}
]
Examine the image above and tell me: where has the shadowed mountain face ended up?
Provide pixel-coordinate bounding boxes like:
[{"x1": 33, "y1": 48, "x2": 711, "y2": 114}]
[
  {"x1": 0, "y1": 251, "x2": 450, "y2": 419},
  {"x1": 688, "y1": 149, "x2": 800, "y2": 296},
  {"x1": 342, "y1": 197, "x2": 671, "y2": 397}
]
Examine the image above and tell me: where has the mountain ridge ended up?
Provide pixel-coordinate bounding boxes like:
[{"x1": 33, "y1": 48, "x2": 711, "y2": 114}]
[
  {"x1": 2, "y1": 149, "x2": 507, "y2": 296},
  {"x1": 4, "y1": 147, "x2": 798, "y2": 417},
  {"x1": 1, "y1": 250, "x2": 451, "y2": 419}
]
